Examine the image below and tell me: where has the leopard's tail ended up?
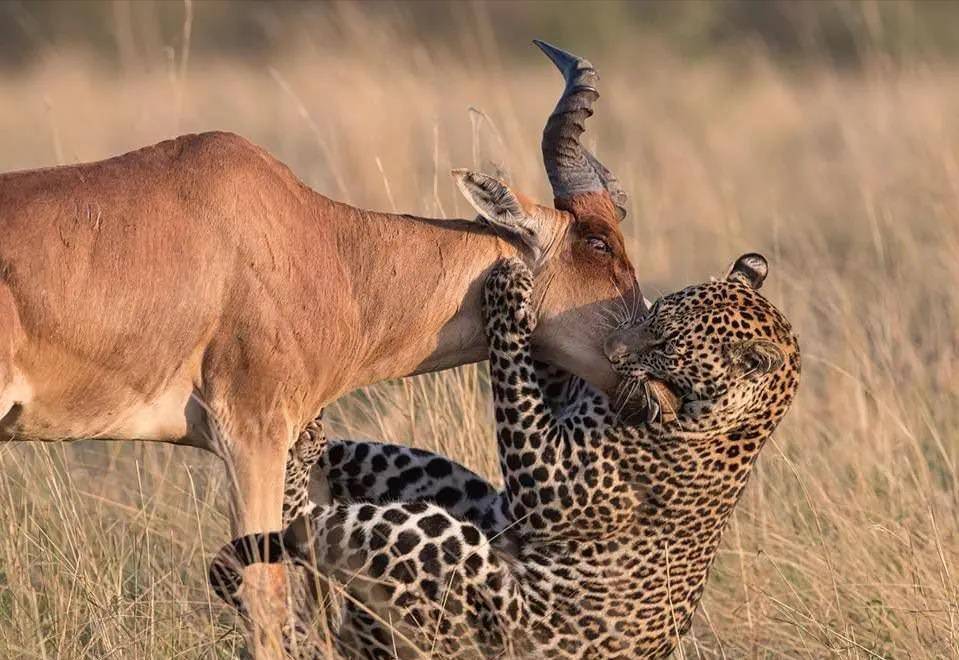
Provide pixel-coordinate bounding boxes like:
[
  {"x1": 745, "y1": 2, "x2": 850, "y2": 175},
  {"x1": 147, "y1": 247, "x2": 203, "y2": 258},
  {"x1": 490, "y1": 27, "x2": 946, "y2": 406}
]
[{"x1": 209, "y1": 522, "x2": 308, "y2": 611}]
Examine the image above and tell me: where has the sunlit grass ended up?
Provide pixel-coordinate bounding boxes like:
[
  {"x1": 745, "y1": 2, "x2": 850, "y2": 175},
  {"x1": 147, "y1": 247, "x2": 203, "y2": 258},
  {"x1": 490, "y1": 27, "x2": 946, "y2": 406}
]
[{"x1": 0, "y1": 10, "x2": 956, "y2": 658}]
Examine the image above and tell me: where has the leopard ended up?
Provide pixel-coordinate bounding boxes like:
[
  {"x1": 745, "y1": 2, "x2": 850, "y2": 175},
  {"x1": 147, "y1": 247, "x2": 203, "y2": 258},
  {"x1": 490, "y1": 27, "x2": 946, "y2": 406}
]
[{"x1": 209, "y1": 252, "x2": 801, "y2": 659}]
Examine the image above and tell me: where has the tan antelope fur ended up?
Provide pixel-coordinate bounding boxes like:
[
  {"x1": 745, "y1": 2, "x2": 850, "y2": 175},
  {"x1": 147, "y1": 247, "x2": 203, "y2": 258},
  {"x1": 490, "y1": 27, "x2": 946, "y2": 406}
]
[{"x1": 0, "y1": 41, "x2": 640, "y2": 654}]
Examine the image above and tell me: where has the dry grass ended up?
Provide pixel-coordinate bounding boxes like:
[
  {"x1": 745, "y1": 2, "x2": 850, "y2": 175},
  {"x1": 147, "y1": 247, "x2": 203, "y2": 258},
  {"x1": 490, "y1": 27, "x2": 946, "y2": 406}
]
[{"x1": 0, "y1": 9, "x2": 957, "y2": 659}]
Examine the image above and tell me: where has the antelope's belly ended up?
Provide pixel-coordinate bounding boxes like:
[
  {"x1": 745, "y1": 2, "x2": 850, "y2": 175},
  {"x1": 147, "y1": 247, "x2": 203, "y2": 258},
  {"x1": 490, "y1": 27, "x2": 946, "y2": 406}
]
[{"x1": 0, "y1": 372, "x2": 199, "y2": 444}]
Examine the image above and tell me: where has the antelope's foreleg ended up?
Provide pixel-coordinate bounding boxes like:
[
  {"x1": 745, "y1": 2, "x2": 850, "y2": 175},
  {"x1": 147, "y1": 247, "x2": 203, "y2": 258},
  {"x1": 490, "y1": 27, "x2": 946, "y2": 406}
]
[{"x1": 217, "y1": 418, "x2": 297, "y2": 660}]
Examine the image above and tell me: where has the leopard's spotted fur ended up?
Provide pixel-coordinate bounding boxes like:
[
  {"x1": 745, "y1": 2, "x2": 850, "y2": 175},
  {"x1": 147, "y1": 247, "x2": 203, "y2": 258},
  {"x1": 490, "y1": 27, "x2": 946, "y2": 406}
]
[{"x1": 211, "y1": 254, "x2": 801, "y2": 659}]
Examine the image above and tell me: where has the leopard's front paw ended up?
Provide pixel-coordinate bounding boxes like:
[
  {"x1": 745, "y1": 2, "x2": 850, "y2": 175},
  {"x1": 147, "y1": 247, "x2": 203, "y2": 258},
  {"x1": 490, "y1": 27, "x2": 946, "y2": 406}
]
[{"x1": 483, "y1": 257, "x2": 536, "y2": 338}]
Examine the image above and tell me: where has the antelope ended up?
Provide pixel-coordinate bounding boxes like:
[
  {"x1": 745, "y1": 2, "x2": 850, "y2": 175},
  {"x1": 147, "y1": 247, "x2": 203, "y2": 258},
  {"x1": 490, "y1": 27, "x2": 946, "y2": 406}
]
[{"x1": 0, "y1": 41, "x2": 642, "y2": 654}]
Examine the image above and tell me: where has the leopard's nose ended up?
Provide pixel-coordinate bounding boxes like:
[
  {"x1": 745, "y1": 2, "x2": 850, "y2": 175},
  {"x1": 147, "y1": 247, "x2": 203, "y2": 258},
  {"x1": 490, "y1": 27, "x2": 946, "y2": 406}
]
[
  {"x1": 606, "y1": 323, "x2": 661, "y2": 362},
  {"x1": 604, "y1": 335, "x2": 631, "y2": 363}
]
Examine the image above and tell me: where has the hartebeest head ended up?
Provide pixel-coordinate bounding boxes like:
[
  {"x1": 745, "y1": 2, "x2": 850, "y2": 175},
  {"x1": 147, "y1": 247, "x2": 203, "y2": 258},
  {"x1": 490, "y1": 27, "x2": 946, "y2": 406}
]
[{"x1": 453, "y1": 40, "x2": 641, "y2": 391}]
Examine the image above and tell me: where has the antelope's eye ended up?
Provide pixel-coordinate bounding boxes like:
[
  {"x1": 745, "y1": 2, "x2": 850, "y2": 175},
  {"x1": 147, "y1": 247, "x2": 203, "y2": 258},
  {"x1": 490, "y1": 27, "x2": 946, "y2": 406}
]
[{"x1": 586, "y1": 236, "x2": 612, "y2": 254}]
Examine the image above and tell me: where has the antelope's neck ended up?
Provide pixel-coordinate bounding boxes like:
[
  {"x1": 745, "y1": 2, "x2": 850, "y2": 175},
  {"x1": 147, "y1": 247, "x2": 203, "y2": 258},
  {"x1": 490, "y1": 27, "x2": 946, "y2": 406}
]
[{"x1": 328, "y1": 205, "x2": 521, "y2": 396}]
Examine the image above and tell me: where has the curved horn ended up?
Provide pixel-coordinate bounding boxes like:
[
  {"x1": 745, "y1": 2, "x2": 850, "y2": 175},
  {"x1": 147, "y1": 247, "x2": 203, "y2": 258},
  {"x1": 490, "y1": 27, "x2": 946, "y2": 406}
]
[
  {"x1": 584, "y1": 151, "x2": 628, "y2": 220},
  {"x1": 534, "y1": 39, "x2": 628, "y2": 221}
]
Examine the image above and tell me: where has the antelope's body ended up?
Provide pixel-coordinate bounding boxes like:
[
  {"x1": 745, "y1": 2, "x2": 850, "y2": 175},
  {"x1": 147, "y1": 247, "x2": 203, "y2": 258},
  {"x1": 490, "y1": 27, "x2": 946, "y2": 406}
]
[
  {"x1": 0, "y1": 131, "x2": 505, "y2": 446},
  {"x1": 0, "y1": 41, "x2": 641, "y2": 656}
]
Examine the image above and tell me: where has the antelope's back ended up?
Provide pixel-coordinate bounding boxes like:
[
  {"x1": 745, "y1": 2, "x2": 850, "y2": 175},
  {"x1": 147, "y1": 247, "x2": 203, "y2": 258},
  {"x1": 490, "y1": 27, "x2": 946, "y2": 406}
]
[{"x1": 0, "y1": 132, "x2": 329, "y2": 442}]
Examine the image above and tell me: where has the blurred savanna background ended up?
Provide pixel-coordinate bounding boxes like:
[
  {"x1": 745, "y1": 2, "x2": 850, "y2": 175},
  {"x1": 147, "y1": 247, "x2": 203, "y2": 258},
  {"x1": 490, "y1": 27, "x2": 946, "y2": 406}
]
[{"x1": 0, "y1": 0, "x2": 957, "y2": 657}]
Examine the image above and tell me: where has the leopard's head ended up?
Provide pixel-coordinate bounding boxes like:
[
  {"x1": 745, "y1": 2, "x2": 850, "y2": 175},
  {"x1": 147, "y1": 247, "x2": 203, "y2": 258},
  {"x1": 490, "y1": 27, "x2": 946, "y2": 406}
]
[{"x1": 605, "y1": 253, "x2": 800, "y2": 437}]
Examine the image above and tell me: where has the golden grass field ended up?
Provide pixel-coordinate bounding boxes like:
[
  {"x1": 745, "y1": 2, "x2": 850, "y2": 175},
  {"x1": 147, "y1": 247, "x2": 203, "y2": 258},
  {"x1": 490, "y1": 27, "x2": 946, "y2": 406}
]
[{"x1": 0, "y1": 4, "x2": 957, "y2": 658}]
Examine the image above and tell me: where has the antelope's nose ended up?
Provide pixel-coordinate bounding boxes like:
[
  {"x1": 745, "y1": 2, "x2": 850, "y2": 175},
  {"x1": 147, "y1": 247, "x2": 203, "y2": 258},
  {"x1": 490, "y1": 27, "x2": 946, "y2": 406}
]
[{"x1": 604, "y1": 334, "x2": 631, "y2": 362}]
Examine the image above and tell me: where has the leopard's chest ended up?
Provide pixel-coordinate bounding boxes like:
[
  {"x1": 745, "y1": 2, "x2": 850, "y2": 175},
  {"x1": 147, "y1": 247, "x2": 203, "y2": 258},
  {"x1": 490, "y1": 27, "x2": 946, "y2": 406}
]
[{"x1": 503, "y1": 542, "x2": 633, "y2": 646}]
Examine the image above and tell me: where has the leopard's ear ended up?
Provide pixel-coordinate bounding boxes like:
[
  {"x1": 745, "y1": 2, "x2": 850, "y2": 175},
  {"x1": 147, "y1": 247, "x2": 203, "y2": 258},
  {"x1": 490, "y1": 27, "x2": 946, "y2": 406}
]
[
  {"x1": 729, "y1": 339, "x2": 785, "y2": 377},
  {"x1": 725, "y1": 253, "x2": 768, "y2": 290}
]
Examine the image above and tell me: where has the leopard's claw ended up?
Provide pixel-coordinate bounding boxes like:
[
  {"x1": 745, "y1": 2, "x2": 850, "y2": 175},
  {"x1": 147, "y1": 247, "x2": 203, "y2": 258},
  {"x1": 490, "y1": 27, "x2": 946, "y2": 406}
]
[{"x1": 483, "y1": 257, "x2": 537, "y2": 336}]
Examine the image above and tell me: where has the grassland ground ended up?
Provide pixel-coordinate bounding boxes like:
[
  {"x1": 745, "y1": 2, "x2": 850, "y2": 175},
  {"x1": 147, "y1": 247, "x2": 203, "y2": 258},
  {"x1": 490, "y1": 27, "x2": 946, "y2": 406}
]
[{"x1": 0, "y1": 17, "x2": 957, "y2": 659}]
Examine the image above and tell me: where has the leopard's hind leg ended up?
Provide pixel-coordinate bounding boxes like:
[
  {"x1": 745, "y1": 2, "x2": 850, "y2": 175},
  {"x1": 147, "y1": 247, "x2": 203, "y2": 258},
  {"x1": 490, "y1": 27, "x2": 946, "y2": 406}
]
[
  {"x1": 283, "y1": 414, "x2": 328, "y2": 525},
  {"x1": 213, "y1": 500, "x2": 527, "y2": 659}
]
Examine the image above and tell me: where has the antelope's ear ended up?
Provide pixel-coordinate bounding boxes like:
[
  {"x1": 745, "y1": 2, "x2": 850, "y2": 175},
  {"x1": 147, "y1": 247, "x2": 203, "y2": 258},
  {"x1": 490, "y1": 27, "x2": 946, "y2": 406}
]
[
  {"x1": 452, "y1": 169, "x2": 548, "y2": 253},
  {"x1": 725, "y1": 253, "x2": 768, "y2": 290}
]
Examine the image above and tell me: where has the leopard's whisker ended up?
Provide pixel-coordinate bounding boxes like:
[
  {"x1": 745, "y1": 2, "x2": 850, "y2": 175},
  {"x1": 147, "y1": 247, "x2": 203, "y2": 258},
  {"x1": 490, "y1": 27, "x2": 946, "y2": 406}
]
[
  {"x1": 597, "y1": 309, "x2": 622, "y2": 328},
  {"x1": 599, "y1": 303, "x2": 627, "y2": 328},
  {"x1": 613, "y1": 378, "x2": 639, "y2": 421},
  {"x1": 609, "y1": 281, "x2": 633, "y2": 326}
]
